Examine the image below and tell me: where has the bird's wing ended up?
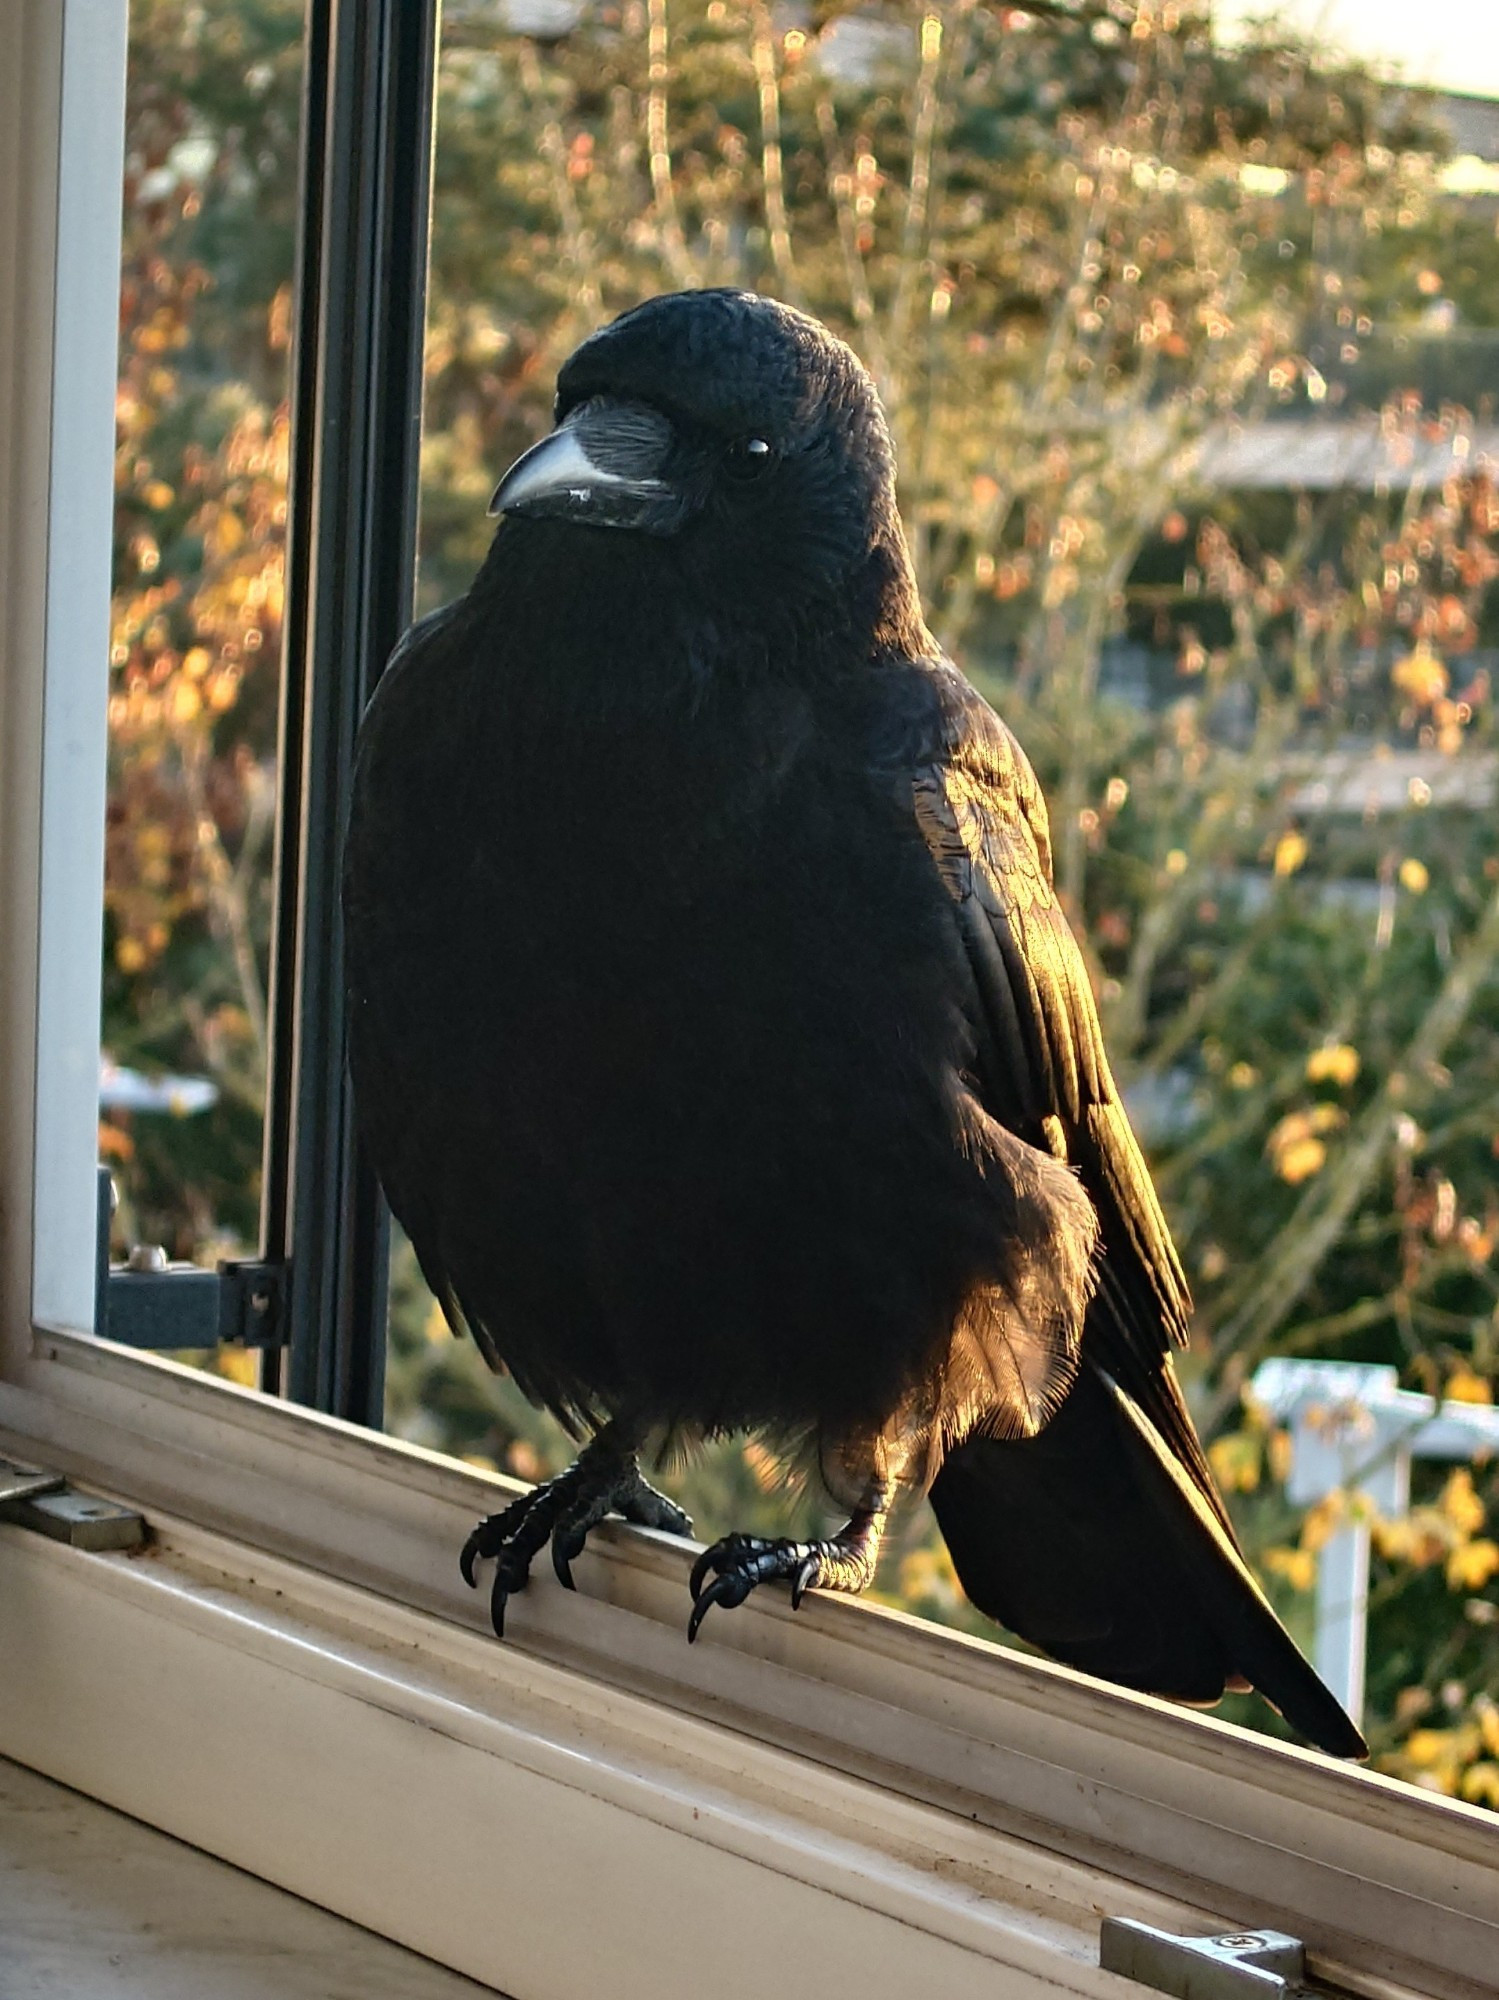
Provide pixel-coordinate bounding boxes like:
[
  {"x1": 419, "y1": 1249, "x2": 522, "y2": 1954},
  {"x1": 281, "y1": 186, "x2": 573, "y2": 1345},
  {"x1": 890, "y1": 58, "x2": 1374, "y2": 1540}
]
[
  {"x1": 880, "y1": 663, "x2": 1368, "y2": 1751},
  {"x1": 870, "y1": 658, "x2": 1215, "y2": 1508},
  {"x1": 343, "y1": 600, "x2": 493, "y2": 1361}
]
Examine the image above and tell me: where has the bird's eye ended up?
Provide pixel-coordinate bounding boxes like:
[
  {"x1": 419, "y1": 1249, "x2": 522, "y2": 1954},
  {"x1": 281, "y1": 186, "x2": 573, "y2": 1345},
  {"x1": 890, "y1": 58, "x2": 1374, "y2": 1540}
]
[{"x1": 723, "y1": 436, "x2": 775, "y2": 483}]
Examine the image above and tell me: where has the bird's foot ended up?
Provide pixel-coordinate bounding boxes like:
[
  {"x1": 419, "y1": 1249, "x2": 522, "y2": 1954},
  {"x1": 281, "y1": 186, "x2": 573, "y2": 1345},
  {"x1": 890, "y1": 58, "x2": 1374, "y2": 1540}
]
[
  {"x1": 460, "y1": 1432, "x2": 691, "y2": 1637},
  {"x1": 687, "y1": 1499, "x2": 888, "y2": 1642}
]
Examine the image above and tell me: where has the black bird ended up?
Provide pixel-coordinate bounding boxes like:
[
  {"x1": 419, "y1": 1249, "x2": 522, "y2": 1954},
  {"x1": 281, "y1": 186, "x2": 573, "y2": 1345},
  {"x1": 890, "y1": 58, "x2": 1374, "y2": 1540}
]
[{"x1": 344, "y1": 289, "x2": 1365, "y2": 1757}]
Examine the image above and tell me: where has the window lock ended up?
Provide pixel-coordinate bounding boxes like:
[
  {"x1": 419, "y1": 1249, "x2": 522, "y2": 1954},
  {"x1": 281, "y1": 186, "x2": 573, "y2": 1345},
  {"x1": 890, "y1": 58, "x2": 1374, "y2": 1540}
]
[
  {"x1": 0, "y1": 1456, "x2": 146, "y2": 1551},
  {"x1": 1100, "y1": 1919, "x2": 1349, "y2": 2000}
]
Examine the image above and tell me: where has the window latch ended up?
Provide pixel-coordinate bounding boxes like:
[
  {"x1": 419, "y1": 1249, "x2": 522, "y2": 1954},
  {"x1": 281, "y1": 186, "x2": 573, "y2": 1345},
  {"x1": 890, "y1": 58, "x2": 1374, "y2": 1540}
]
[
  {"x1": 1101, "y1": 1920, "x2": 1331, "y2": 2000},
  {"x1": 0, "y1": 1456, "x2": 146, "y2": 1551}
]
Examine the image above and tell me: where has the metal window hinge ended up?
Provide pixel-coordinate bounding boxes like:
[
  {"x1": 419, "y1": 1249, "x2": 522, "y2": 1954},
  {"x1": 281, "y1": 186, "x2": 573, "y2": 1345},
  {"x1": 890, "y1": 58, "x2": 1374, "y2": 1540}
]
[
  {"x1": 0, "y1": 1457, "x2": 147, "y2": 1552},
  {"x1": 1100, "y1": 1921, "x2": 1341, "y2": 2000},
  {"x1": 95, "y1": 1167, "x2": 289, "y2": 1350}
]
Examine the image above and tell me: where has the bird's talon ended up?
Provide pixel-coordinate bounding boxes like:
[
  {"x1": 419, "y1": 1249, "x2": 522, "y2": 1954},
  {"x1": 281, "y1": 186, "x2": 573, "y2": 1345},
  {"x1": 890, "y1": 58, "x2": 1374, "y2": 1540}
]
[
  {"x1": 552, "y1": 1527, "x2": 586, "y2": 1590},
  {"x1": 791, "y1": 1555, "x2": 819, "y2": 1609},
  {"x1": 460, "y1": 1441, "x2": 692, "y2": 1634},
  {"x1": 689, "y1": 1544, "x2": 720, "y2": 1600},
  {"x1": 687, "y1": 1568, "x2": 748, "y2": 1642}
]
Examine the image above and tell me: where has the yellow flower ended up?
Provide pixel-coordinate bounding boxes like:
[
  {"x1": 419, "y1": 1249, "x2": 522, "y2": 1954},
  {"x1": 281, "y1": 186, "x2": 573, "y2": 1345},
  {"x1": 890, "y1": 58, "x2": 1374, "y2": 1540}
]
[
  {"x1": 1441, "y1": 1468, "x2": 1487, "y2": 1540},
  {"x1": 215, "y1": 1348, "x2": 259, "y2": 1389},
  {"x1": 1374, "y1": 1508, "x2": 1448, "y2": 1568},
  {"x1": 1209, "y1": 1431, "x2": 1261, "y2": 1493},
  {"x1": 1391, "y1": 642, "x2": 1448, "y2": 707},
  {"x1": 1445, "y1": 1366, "x2": 1493, "y2": 1406},
  {"x1": 1300, "y1": 1492, "x2": 1346, "y2": 1554},
  {"x1": 1273, "y1": 829, "x2": 1308, "y2": 877},
  {"x1": 1276, "y1": 1136, "x2": 1325, "y2": 1182},
  {"x1": 1402, "y1": 1727, "x2": 1458, "y2": 1771},
  {"x1": 1267, "y1": 1427, "x2": 1293, "y2": 1483},
  {"x1": 1448, "y1": 1541, "x2": 1499, "y2": 1593},
  {"x1": 210, "y1": 509, "x2": 245, "y2": 556},
  {"x1": 1263, "y1": 1545, "x2": 1316, "y2": 1592},
  {"x1": 1399, "y1": 857, "x2": 1430, "y2": 894},
  {"x1": 1306, "y1": 1043, "x2": 1360, "y2": 1087},
  {"x1": 1266, "y1": 1103, "x2": 1346, "y2": 1183},
  {"x1": 1460, "y1": 1762, "x2": 1499, "y2": 1808}
]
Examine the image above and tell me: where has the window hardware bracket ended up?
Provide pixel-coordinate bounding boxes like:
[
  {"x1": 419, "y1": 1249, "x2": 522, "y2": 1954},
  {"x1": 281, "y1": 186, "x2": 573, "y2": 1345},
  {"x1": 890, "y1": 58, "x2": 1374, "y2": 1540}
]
[
  {"x1": 94, "y1": 1167, "x2": 290, "y2": 1350},
  {"x1": 0, "y1": 1456, "x2": 147, "y2": 1552},
  {"x1": 1100, "y1": 1920, "x2": 1345, "y2": 2000}
]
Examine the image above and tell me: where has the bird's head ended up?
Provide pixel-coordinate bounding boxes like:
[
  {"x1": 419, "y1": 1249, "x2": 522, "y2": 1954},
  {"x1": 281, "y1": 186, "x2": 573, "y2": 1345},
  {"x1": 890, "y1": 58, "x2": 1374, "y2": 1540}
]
[{"x1": 489, "y1": 290, "x2": 922, "y2": 647}]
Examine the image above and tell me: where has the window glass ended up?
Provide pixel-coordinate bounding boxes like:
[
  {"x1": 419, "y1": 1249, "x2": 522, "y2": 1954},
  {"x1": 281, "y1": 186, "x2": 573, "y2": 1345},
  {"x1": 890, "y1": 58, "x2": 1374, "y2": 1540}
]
[
  {"x1": 393, "y1": 3, "x2": 1499, "y2": 1789},
  {"x1": 102, "y1": 0, "x2": 305, "y2": 1386},
  {"x1": 97, "y1": 0, "x2": 1499, "y2": 1798}
]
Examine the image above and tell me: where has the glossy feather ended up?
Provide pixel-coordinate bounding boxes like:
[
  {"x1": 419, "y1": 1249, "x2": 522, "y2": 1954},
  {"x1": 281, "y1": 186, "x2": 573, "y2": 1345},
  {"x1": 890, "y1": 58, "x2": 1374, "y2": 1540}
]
[{"x1": 344, "y1": 290, "x2": 1364, "y2": 1755}]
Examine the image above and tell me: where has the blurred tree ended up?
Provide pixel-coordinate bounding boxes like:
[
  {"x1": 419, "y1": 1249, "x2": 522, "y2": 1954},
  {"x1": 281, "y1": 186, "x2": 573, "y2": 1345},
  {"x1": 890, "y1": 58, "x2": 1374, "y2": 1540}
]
[{"x1": 105, "y1": 0, "x2": 303, "y2": 1265}]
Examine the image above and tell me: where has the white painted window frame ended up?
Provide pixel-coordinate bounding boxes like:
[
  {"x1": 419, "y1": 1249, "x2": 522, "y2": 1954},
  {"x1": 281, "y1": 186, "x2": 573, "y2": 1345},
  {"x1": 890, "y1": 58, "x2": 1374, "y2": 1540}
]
[{"x1": 0, "y1": 8, "x2": 1495, "y2": 1999}]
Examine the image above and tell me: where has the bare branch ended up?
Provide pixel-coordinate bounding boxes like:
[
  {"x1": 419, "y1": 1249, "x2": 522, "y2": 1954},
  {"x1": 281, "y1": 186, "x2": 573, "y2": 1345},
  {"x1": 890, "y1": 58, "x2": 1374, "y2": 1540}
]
[
  {"x1": 750, "y1": 3, "x2": 799, "y2": 303},
  {"x1": 645, "y1": 0, "x2": 697, "y2": 289}
]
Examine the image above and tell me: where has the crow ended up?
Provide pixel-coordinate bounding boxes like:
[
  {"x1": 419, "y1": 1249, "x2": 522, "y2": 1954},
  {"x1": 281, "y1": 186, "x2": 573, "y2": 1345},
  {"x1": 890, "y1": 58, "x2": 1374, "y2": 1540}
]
[{"x1": 344, "y1": 289, "x2": 1365, "y2": 1757}]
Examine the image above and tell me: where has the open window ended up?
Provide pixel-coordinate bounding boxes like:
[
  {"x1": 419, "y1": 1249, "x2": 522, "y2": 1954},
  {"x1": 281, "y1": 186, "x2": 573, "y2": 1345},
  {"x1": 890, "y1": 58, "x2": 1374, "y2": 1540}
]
[{"x1": 2, "y1": 7, "x2": 1497, "y2": 1999}]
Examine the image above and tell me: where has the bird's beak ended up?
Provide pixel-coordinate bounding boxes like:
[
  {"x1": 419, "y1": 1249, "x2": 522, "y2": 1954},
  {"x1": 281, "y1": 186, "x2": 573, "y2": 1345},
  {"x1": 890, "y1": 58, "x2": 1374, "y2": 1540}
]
[{"x1": 489, "y1": 396, "x2": 680, "y2": 532}]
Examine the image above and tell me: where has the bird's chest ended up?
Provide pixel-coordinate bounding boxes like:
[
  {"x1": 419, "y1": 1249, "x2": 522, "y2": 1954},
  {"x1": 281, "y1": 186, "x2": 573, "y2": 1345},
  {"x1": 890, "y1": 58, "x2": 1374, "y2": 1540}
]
[{"x1": 416, "y1": 712, "x2": 958, "y2": 1164}]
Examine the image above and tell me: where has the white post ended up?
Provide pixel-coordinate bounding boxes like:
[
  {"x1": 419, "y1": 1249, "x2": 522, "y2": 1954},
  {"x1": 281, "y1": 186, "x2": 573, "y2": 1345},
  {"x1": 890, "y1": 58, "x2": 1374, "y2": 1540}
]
[
  {"x1": 1252, "y1": 1358, "x2": 1499, "y2": 1733},
  {"x1": 1314, "y1": 1518, "x2": 1370, "y2": 1724}
]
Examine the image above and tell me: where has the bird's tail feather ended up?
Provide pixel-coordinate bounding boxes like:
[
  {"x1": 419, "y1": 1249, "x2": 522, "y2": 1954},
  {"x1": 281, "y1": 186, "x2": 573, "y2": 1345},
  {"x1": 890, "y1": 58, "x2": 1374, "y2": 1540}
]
[{"x1": 928, "y1": 1360, "x2": 1366, "y2": 1758}]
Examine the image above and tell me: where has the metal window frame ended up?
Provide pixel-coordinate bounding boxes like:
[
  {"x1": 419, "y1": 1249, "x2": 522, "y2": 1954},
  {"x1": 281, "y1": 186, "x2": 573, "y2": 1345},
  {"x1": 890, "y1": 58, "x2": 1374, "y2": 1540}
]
[
  {"x1": 87, "y1": 0, "x2": 440, "y2": 1419},
  {"x1": 262, "y1": 0, "x2": 439, "y2": 1420}
]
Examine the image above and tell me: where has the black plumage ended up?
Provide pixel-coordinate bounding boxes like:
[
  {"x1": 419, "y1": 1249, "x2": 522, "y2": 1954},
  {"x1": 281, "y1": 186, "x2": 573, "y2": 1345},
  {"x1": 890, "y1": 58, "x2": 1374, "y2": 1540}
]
[{"x1": 344, "y1": 289, "x2": 1364, "y2": 1757}]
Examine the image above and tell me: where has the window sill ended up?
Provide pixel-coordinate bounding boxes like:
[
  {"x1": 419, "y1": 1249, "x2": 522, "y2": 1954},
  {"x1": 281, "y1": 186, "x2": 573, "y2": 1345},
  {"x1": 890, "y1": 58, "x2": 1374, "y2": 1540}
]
[
  {"x1": 0, "y1": 1500, "x2": 1188, "y2": 2000},
  {"x1": 0, "y1": 1754, "x2": 492, "y2": 2000},
  {"x1": 1, "y1": 1332, "x2": 1496, "y2": 2000}
]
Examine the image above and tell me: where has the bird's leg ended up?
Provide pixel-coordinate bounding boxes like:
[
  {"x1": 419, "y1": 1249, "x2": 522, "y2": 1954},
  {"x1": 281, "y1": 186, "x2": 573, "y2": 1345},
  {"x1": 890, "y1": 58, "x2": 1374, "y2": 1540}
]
[
  {"x1": 686, "y1": 1475, "x2": 895, "y2": 1642},
  {"x1": 460, "y1": 1421, "x2": 692, "y2": 1637}
]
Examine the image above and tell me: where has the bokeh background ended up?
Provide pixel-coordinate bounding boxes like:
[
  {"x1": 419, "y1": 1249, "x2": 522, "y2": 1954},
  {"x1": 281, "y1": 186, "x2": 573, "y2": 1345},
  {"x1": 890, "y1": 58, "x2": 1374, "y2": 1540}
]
[{"x1": 102, "y1": 0, "x2": 1499, "y2": 1794}]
